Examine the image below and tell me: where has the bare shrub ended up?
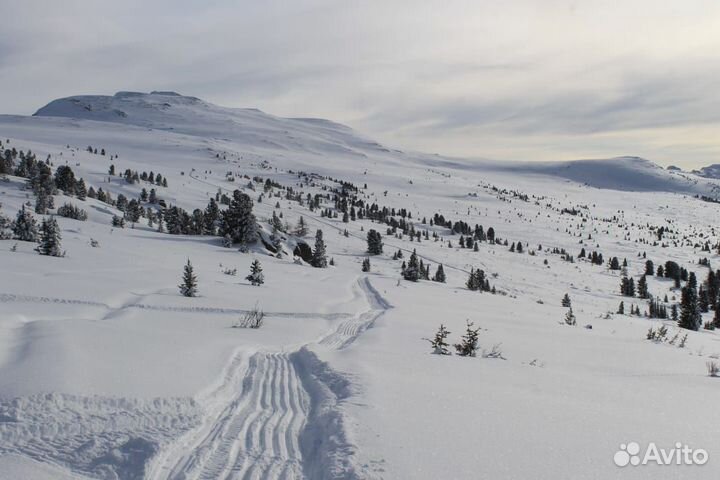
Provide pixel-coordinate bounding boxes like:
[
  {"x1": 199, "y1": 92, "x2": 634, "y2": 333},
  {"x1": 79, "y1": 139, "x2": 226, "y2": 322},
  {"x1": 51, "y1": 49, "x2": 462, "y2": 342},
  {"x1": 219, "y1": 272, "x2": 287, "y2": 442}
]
[{"x1": 234, "y1": 304, "x2": 265, "y2": 329}]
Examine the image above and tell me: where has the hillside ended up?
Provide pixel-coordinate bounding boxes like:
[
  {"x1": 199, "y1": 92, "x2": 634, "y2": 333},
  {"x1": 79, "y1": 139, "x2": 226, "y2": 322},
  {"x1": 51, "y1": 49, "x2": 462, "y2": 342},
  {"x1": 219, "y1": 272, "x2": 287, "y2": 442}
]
[
  {"x1": 32, "y1": 91, "x2": 720, "y2": 196},
  {"x1": 1, "y1": 92, "x2": 720, "y2": 480}
]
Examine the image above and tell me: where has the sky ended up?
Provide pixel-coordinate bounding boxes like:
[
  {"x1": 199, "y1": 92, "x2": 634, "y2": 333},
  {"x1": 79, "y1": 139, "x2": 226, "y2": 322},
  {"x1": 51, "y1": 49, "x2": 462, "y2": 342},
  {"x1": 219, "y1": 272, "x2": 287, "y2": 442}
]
[{"x1": 2, "y1": 0, "x2": 720, "y2": 168}]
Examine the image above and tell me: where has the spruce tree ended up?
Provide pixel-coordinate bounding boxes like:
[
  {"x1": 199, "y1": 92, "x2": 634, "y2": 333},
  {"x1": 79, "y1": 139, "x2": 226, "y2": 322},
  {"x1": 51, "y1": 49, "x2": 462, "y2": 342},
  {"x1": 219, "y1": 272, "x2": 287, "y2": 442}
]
[
  {"x1": 466, "y1": 268, "x2": 479, "y2": 291},
  {"x1": 294, "y1": 216, "x2": 308, "y2": 236},
  {"x1": 713, "y1": 302, "x2": 720, "y2": 329},
  {"x1": 428, "y1": 324, "x2": 451, "y2": 355},
  {"x1": 75, "y1": 179, "x2": 87, "y2": 200},
  {"x1": 678, "y1": 284, "x2": 700, "y2": 330},
  {"x1": 366, "y1": 229, "x2": 383, "y2": 255},
  {"x1": 361, "y1": 257, "x2": 371, "y2": 272},
  {"x1": 220, "y1": 190, "x2": 257, "y2": 245},
  {"x1": 637, "y1": 275, "x2": 649, "y2": 299},
  {"x1": 112, "y1": 215, "x2": 125, "y2": 228},
  {"x1": 454, "y1": 321, "x2": 480, "y2": 357},
  {"x1": 311, "y1": 229, "x2": 328, "y2": 268},
  {"x1": 403, "y1": 249, "x2": 420, "y2": 281},
  {"x1": 37, "y1": 217, "x2": 63, "y2": 257},
  {"x1": 246, "y1": 259, "x2": 264, "y2": 286},
  {"x1": 617, "y1": 301, "x2": 625, "y2": 314},
  {"x1": 12, "y1": 206, "x2": 39, "y2": 242},
  {"x1": 645, "y1": 260, "x2": 654, "y2": 276},
  {"x1": 561, "y1": 293, "x2": 572, "y2": 308},
  {"x1": 432, "y1": 264, "x2": 446, "y2": 283},
  {"x1": 179, "y1": 260, "x2": 198, "y2": 297},
  {"x1": 564, "y1": 308, "x2": 577, "y2": 326}
]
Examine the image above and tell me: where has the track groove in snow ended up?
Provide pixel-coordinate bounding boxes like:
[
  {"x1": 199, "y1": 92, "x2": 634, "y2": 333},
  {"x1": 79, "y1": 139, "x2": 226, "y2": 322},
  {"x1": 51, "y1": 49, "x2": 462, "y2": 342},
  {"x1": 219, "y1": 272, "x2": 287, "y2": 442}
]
[
  {"x1": 319, "y1": 277, "x2": 392, "y2": 350},
  {"x1": 150, "y1": 276, "x2": 389, "y2": 480},
  {"x1": 154, "y1": 353, "x2": 308, "y2": 480},
  {"x1": 0, "y1": 292, "x2": 351, "y2": 320}
]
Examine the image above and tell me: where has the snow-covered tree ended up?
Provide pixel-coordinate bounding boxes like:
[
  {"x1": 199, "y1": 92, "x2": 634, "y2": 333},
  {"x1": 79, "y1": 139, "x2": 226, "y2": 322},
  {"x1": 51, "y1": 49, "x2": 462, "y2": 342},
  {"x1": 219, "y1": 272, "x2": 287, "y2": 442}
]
[
  {"x1": 294, "y1": 216, "x2": 308, "y2": 237},
  {"x1": 37, "y1": 217, "x2": 63, "y2": 257},
  {"x1": 12, "y1": 206, "x2": 39, "y2": 242},
  {"x1": 564, "y1": 308, "x2": 577, "y2": 326},
  {"x1": 427, "y1": 324, "x2": 451, "y2": 355},
  {"x1": 246, "y1": 259, "x2": 264, "y2": 286}
]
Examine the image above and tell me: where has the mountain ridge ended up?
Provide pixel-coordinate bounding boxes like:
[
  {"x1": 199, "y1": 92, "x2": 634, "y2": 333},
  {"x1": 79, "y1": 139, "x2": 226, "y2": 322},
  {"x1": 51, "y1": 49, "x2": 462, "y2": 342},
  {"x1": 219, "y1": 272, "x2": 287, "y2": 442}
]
[{"x1": 26, "y1": 91, "x2": 720, "y2": 196}]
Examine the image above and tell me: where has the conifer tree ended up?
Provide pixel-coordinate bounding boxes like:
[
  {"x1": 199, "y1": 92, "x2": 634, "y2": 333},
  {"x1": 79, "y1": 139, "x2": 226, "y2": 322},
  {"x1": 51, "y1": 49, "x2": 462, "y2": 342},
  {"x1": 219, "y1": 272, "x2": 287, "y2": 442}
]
[
  {"x1": 403, "y1": 249, "x2": 420, "y2": 281},
  {"x1": 561, "y1": 293, "x2": 572, "y2": 308},
  {"x1": 645, "y1": 260, "x2": 654, "y2": 276},
  {"x1": 637, "y1": 275, "x2": 649, "y2": 299},
  {"x1": 246, "y1": 259, "x2": 264, "y2": 286},
  {"x1": 311, "y1": 229, "x2": 328, "y2": 268},
  {"x1": 54, "y1": 165, "x2": 76, "y2": 195},
  {"x1": 112, "y1": 215, "x2": 125, "y2": 228},
  {"x1": 564, "y1": 308, "x2": 577, "y2": 326},
  {"x1": 12, "y1": 206, "x2": 39, "y2": 242},
  {"x1": 35, "y1": 190, "x2": 51, "y2": 214},
  {"x1": 179, "y1": 260, "x2": 198, "y2": 297},
  {"x1": 678, "y1": 283, "x2": 700, "y2": 330},
  {"x1": 454, "y1": 321, "x2": 480, "y2": 357},
  {"x1": 75, "y1": 179, "x2": 87, "y2": 200},
  {"x1": 37, "y1": 217, "x2": 63, "y2": 257},
  {"x1": 361, "y1": 257, "x2": 371, "y2": 272},
  {"x1": 427, "y1": 324, "x2": 451, "y2": 355},
  {"x1": 467, "y1": 268, "x2": 479, "y2": 291},
  {"x1": 432, "y1": 264, "x2": 446, "y2": 283},
  {"x1": 294, "y1": 216, "x2": 308, "y2": 237},
  {"x1": 617, "y1": 301, "x2": 625, "y2": 314},
  {"x1": 713, "y1": 302, "x2": 720, "y2": 329},
  {"x1": 366, "y1": 229, "x2": 383, "y2": 255},
  {"x1": 220, "y1": 190, "x2": 257, "y2": 245}
]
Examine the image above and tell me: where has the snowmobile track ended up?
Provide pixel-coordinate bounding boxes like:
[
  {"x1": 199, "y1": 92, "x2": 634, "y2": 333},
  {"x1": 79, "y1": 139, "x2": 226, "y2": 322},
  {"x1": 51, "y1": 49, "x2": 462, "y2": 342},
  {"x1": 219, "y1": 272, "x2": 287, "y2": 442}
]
[
  {"x1": 151, "y1": 276, "x2": 390, "y2": 480},
  {"x1": 157, "y1": 353, "x2": 308, "y2": 480}
]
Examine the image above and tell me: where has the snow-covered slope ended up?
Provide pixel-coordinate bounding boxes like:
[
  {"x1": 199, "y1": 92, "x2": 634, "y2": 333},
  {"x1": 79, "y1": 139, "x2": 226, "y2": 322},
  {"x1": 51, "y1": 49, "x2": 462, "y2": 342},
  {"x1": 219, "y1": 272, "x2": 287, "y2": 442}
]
[
  {"x1": 33, "y1": 91, "x2": 720, "y2": 195},
  {"x1": 34, "y1": 91, "x2": 390, "y2": 161},
  {"x1": 693, "y1": 163, "x2": 720, "y2": 179},
  {"x1": 3, "y1": 92, "x2": 720, "y2": 480}
]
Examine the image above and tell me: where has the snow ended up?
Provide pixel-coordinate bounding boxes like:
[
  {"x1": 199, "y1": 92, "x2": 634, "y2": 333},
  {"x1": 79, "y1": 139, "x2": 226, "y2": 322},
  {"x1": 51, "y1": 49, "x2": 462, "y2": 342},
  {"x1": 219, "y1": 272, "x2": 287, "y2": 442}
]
[{"x1": 2, "y1": 91, "x2": 720, "y2": 479}]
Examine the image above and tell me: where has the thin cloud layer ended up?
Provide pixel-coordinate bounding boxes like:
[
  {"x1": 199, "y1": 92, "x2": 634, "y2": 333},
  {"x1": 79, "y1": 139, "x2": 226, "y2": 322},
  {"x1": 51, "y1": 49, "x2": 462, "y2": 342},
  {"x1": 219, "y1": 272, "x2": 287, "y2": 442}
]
[{"x1": 2, "y1": 0, "x2": 719, "y2": 167}]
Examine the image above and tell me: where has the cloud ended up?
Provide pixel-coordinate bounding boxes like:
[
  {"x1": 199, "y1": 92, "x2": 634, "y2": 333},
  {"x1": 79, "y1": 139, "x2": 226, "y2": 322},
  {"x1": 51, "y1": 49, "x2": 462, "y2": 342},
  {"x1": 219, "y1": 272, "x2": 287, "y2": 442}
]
[{"x1": 2, "y1": 0, "x2": 720, "y2": 168}]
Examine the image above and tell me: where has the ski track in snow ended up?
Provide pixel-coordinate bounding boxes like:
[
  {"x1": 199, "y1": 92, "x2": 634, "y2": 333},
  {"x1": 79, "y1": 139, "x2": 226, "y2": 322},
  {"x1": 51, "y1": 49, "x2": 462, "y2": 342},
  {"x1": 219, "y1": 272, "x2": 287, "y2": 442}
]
[{"x1": 149, "y1": 276, "x2": 389, "y2": 480}]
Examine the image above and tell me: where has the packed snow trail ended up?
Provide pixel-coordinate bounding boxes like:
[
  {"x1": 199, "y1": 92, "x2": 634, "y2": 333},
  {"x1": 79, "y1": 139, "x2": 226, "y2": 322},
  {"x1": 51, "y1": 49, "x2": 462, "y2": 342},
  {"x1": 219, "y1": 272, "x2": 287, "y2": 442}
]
[
  {"x1": 0, "y1": 292, "x2": 351, "y2": 320},
  {"x1": 151, "y1": 276, "x2": 390, "y2": 480},
  {"x1": 156, "y1": 353, "x2": 308, "y2": 480},
  {"x1": 319, "y1": 277, "x2": 392, "y2": 350}
]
